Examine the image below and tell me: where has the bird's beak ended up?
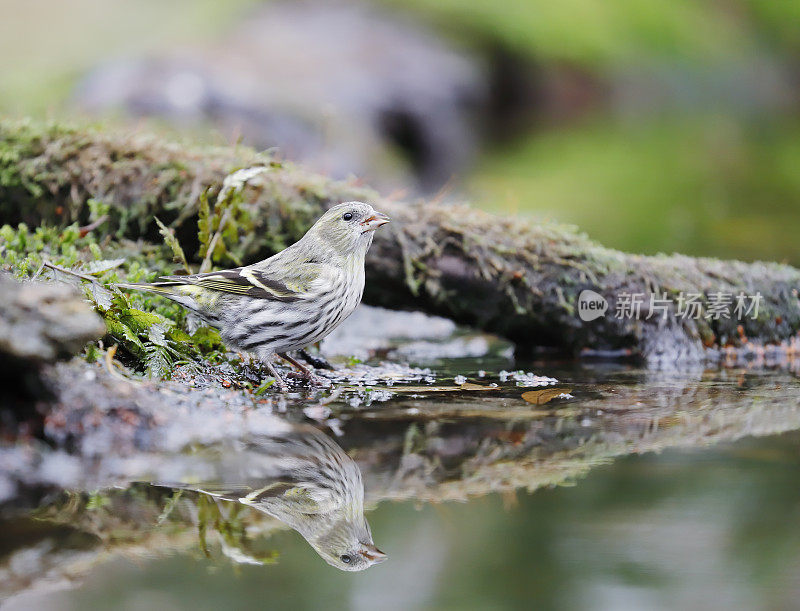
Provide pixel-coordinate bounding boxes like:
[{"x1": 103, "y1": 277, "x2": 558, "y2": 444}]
[
  {"x1": 360, "y1": 543, "x2": 388, "y2": 564},
  {"x1": 360, "y1": 212, "x2": 390, "y2": 233}
]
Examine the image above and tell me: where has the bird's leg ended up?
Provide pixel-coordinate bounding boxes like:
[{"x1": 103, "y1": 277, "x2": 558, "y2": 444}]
[
  {"x1": 278, "y1": 352, "x2": 331, "y2": 386},
  {"x1": 262, "y1": 357, "x2": 288, "y2": 391},
  {"x1": 298, "y1": 348, "x2": 335, "y2": 371}
]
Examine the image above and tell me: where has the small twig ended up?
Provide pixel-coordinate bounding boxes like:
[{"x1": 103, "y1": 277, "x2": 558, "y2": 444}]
[
  {"x1": 429, "y1": 175, "x2": 456, "y2": 205},
  {"x1": 31, "y1": 260, "x2": 47, "y2": 280},
  {"x1": 43, "y1": 261, "x2": 97, "y2": 283},
  {"x1": 78, "y1": 214, "x2": 109, "y2": 237},
  {"x1": 104, "y1": 344, "x2": 139, "y2": 383}
]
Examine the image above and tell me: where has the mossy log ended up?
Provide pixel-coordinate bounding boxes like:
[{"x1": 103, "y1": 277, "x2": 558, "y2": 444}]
[{"x1": 1, "y1": 120, "x2": 799, "y2": 363}]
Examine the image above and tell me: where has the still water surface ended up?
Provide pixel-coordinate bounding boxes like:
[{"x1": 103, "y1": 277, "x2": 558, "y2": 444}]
[{"x1": 3, "y1": 363, "x2": 800, "y2": 610}]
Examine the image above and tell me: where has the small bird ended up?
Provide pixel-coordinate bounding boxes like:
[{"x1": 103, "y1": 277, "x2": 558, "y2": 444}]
[
  {"x1": 119, "y1": 202, "x2": 389, "y2": 389},
  {"x1": 168, "y1": 422, "x2": 386, "y2": 571}
]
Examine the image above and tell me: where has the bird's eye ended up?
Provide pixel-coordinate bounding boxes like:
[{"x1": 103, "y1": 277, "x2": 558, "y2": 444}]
[
  {"x1": 340, "y1": 554, "x2": 352, "y2": 564},
  {"x1": 342, "y1": 212, "x2": 354, "y2": 221}
]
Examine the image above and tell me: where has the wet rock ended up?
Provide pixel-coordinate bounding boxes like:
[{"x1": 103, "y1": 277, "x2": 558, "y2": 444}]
[
  {"x1": 0, "y1": 274, "x2": 104, "y2": 435},
  {"x1": 0, "y1": 274, "x2": 105, "y2": 365},
  {"x1": 74, "y1": 2, "x2": 485, "y2": 193},
  {"x1": 321, "y1": 305, "x2": 456, "y2": 359},
  {"x1": 319, "y1": 305, "x2": 514, "y2": 363}
]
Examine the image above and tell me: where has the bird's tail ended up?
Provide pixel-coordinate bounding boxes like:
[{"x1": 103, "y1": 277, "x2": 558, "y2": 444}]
[
  {"x1": 150, "y1": 482, "x2": 258, "y2": 503},
  {"x1": 115, "y1": 281, "x2": 182, "y2": 296},
  {"x1": 115, "y1": 281, "x2": 202, "y2": 314}
]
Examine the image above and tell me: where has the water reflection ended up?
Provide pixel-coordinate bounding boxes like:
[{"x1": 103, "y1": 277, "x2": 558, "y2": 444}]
[
  {"x1": 164, "y1": 424, "x2": 385, "y2": 572},
  {"x1": 3, "y1": 365, "x2": 800, "y2": 607}
]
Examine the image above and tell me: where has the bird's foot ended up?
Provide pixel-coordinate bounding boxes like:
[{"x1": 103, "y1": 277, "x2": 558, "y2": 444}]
[
  {"x1": 304, "y1": 371, "x2": 333, "y2": 387},
  {"x1": 278, "y1": 352, "x2": 332, "y2": 387},
  {"x1": 285, "y1": 368, "x2": 332, "y2": 388},
  {"x1": 268, "y1": 375, "x2": 289, "y2": 392}
]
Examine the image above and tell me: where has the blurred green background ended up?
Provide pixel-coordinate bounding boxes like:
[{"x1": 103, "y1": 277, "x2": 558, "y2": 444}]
[{"x1": 1, "y1": 0, "x2": 798, "y2": 264}]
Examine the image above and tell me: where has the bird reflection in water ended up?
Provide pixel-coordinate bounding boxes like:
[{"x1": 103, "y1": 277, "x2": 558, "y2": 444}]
[{"x1": 168, "y1": 421, "x2": 386, "y2": 572}]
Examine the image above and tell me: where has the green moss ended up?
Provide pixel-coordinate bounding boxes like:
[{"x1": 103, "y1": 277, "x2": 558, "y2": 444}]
[
  {"x1": 0, "y1": 118, "x2": 376, "y2": 263},
  {"x1": 0, "y1": 219, "x2": 223, "y2": 379},
  {"x1": 0, "y1": 125, "x2": 353, "y2": 379}
]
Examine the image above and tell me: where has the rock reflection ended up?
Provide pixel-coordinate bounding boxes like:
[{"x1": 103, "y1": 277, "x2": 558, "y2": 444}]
[{"x1": 163, "y1": 423, "x2": 386, "y2": 572}]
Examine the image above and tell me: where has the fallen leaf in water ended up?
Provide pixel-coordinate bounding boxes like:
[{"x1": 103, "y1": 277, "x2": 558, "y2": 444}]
[
  {"x1": 521, "y1": 388, "x2": 572, "y2": 405},
  {"x1": 460, "y1": 382, "x2": 494, "y2": 391}
]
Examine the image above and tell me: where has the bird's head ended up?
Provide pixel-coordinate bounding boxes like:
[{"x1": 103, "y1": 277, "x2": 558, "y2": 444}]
[
  {"x1": 305, "y1": 202, "x2": 390, "y2": 258},
  {"x1": 309, "y1": 514, "x2": 388, "y2": 572}
]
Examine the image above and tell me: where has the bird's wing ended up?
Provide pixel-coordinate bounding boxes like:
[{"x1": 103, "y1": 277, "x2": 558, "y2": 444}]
[
  {"x1": 160, "y1": 263, "x2": 321, "y2": 302},
  {"x1": 240, "y1": 482, "x2": 324, "y2": 514}
]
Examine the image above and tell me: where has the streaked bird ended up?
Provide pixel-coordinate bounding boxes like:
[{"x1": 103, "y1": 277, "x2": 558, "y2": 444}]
[
  {"x1": 118, "y1": 202, "x2": 389, "y2": 388},
  {"x1": 164, "y1": 422, "x2": 386, "y2": 571}
]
